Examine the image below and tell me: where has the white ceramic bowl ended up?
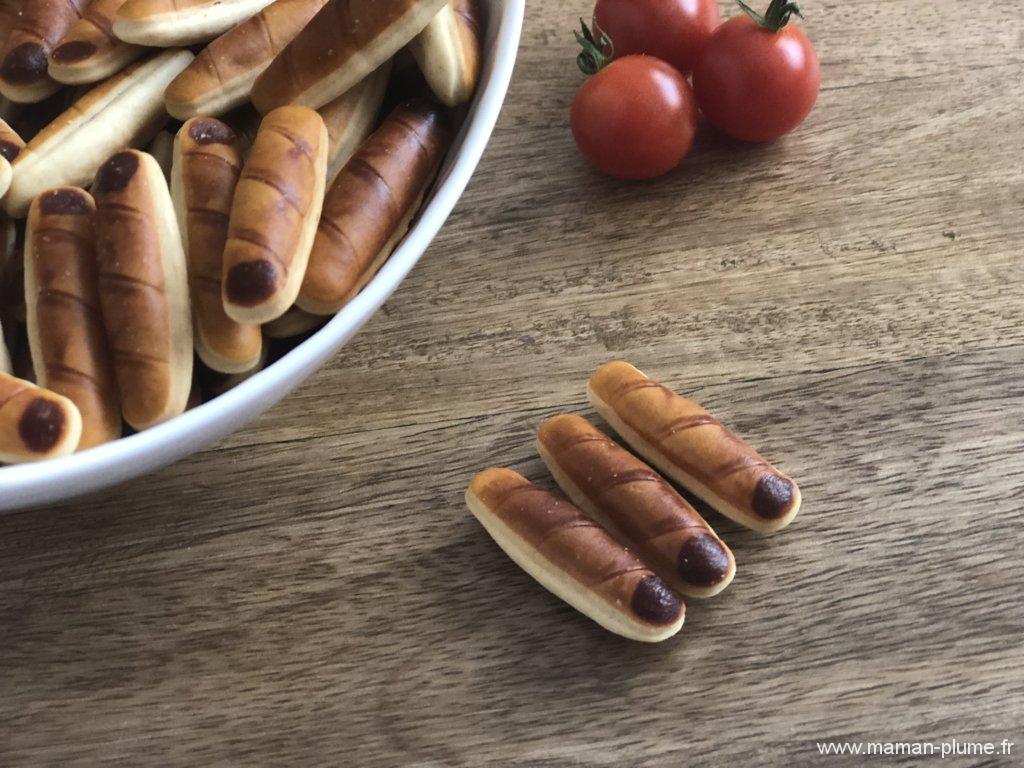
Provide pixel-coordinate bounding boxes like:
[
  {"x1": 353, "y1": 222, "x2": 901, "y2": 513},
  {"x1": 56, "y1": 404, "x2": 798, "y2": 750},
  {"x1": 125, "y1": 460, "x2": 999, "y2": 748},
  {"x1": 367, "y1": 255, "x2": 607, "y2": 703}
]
[{"x1": 0, "y1": 0, "x2": 524, "y2": 511}]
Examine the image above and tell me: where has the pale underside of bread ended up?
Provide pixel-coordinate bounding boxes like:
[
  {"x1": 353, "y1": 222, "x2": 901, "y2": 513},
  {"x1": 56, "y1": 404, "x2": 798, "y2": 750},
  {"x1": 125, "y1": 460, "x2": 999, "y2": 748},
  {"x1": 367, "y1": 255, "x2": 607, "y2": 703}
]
[
  {"x1": 0, "y1": 319, "x2": 10, "y2": 373},
  {"x1": 0, "y1": 74, "x2": 61, "y2": 104},
  {"x1": 536, "y1": 438, "x2": 736, "y2": 599},
  {"x1": 409, "y1": 2, "x2": 477, "y2": 107},
  {"x1": 322, "y1": 62, "x2": 390, "y2": 184},
  {"x1": 0, "y1": 156, "x2": 10, "y2": 198},
  {"x1": 49, "y1": 41, "x2": 145, "y2": 85},
  {"x1": 113, "y1": 0, "x2": 275, "y2": 46},
  {"x1": 262, "y1": 305, "x2": 320, "y2": 338},
  {"x1": 204, "y1": 343, "x2": 267, "y2": 397},
  {"x1": 465, "y1": 488, "x2": 684, "y2": 643},
  {"x1": 5, "y1": 49, "x2": 194, "y2": 217},
  {"x1": 22, "y1": 209, "x2": 46, "y2": 388},
  {"x1": 587, "y1": 382, "x2": 802, "y2": 534}
]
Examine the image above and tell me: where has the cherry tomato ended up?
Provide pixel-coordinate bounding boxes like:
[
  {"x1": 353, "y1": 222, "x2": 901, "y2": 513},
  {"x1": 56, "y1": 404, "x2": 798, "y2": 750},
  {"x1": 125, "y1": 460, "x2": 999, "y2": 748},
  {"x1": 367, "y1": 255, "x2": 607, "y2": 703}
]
[
  {"x1": 692, "y1": 0, "x2": 820, "y2": 142},
  {"x1": 571, "y1": 55, "x2": 698, "y2": 180},
  {"x1": 593, "y1": 0, "x2": 719, "y2": 75}
]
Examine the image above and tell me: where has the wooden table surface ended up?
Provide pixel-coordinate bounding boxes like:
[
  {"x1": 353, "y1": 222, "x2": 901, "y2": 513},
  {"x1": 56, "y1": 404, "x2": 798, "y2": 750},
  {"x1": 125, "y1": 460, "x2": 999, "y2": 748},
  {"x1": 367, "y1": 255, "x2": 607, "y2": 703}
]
[{"x1": 2, "y1": 0, "x2": 1023, "y2": 764}]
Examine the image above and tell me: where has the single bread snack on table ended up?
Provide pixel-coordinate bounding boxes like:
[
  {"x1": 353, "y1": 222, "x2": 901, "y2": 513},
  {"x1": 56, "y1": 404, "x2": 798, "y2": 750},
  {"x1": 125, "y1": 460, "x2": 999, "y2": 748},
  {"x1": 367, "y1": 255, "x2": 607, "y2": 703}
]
[
  {"x1": 164, "y1": 0, "x2": 328, "y2": 120},
  {"x1": 5, "y1": 49, "x2": 194, "y2": 217},
  {"x1": 0, "y1": 371, "x2": 82, "y2": 461},
  {"x1": 171, "y1": 117, "x2": 262, "y2": 373},
  {"x1": 298, "y1": 99, "x2": 447, "y2": 315},
  {"x1": 93, "y1": 150, "x2": 193, "y2": 430},
  {"x1": 0, "y1": 117, "x2": 25, "y2": 198},
  {"x1": 537, "y1": 413, "x2": 736, "y2": 598},
  {"x1": 0, "y1": 0, "x2": 83, "y2": 103},
  {"x1": 250, "y1": 0, "x2": 448, "y2": 113},
  {"x1": 24, "y1": 187, "x2": 121, "y2": 448},
  {"x1": 409, "y1": 0, "x2": 481, "y2": 107},
  {"x1": 222, "y1": 105, "x2": 327, "y2": 324},
  {"x1": 466, "y1": 467, "x2": 685, "y2": 642},
  {"x1": 588, "y1": 361, "x2": 801, "y2": 534},
  {"x1": 113, "y1": 0, "x2": 275, "y2": 46},
  {"x1": 49, "y1": 0, "x2": 144, "y2": 85},
  {"x1": 318, "y1": 61, "x2": 390, "y2": 184}
]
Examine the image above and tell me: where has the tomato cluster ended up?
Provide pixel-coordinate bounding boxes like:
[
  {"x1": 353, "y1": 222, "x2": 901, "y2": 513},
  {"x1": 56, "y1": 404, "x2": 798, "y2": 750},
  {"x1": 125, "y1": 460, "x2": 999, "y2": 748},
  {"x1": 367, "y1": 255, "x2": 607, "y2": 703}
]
[{"x1": 571, "y1": 0, "x2": 820, "y2": 179}]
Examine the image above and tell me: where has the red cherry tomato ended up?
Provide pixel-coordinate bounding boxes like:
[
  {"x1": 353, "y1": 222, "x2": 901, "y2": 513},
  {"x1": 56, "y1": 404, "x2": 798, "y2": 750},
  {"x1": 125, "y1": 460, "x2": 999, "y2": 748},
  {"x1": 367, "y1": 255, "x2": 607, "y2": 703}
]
[
  {"x1": 593, "y1": 0, "x2": 719, "y2": 75},
  {"x1": 692, "y1": 1, "x2": 820, "y2": 142},
  {"x1": 571, "y1": 55, "x2": 698, "y2": 180}
]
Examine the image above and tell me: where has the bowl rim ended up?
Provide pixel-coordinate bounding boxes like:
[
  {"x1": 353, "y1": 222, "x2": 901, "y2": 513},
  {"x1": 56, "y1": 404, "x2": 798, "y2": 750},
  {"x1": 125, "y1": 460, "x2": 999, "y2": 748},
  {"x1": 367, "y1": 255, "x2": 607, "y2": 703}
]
[{"x1": 0, "y1": 0, "x2": 525, "y2": 510}]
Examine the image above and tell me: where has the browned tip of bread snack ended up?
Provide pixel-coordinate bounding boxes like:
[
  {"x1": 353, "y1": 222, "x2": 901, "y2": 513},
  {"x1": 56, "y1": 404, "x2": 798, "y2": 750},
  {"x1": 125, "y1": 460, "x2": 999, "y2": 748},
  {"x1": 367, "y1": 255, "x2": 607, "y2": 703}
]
[
  {"x1": 409, "y1": 0, "x2": 481, "y2": 107},
  {"x1": 250, "y1": 0, "x2": 449, "y2": 113},
  {"x1": 466, "y1": 467, "x2": 686, "y2": 642},
  {"x1": 113, "y1": 0, "x2": 276, "y2": 46},
  {"x1": 0, "y1": 0, "x2": 84, "y2": 103},
  {"x1": 222, "y1": 105, "x2": 327, "y2": 325},
  {"x1": 164, "y1": 0, "x2": 329, "y2": 120},
  {"x1": 537, "y1": 413, "x2": 736, "y2": 598},
  {"x1": 5, "y1": 48, "x2": 195, "y2": 217},
  {"x1": 0, "y1": 117, "x2": 25, "y2": 198},
  {"x1": 588, "y1": 361, "x2": 802, "y2": 534},
  {"x1": 48, "y1": 0, "x2": 144, "y2": 85},
  {"x1": 172, "y1": 117, "x2": 262, "y2": 373},
  {"x1": 297, "y1": 99, "x2": 447, "y2": 316},
  {"x1": 93, "y1": 150, "x2": 193, "y2": 431},
  {"x1": 0, "y1": 371, "x2": 82, "y2": 461}
]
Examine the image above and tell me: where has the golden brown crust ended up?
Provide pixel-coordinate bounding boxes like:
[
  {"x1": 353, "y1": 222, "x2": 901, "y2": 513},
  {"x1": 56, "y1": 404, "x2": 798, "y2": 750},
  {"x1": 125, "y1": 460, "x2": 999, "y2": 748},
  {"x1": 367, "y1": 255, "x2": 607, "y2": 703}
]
[
  {"x1": 24, "y1": 187, "x2": 121, "y2": 448},
  {"x1": 537, "y1": 414, "x2": 735, "y2": 597},
  {"x1": 222, "y1": 105, "x2": 327, "y2": 324},
  {"x1": 297, "y1": 100, "x2": 447, "y2": 315},
  {"x1": 172, "y1": 117, "x2": 262, "y2": 373},
  {"x1": 49, "y1": 0, "x2": 143, "y2": 84},
  {"x1": 589, "y1": 361, "x2": 801, "y2": 533},
  {"x1": 250, "y1": 0, "x2": 448, "y2": 113},
  {"x1": 0, "y1": 370, "x2": 82, "y2": 461},
  {"x1": 0, "y1": 0, "x2": 84, "y2": 102},
  {"x1": 410, "y1": 0, "x2": 481, "y2": 107}
]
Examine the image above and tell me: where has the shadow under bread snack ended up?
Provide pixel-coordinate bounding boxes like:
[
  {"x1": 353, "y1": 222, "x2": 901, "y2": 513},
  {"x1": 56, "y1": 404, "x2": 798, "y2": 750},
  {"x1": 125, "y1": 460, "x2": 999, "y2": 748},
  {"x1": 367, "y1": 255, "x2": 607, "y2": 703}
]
[
  {"x1": 24, "y1": 187, "x2": 121, "y2": 448},
  {"x1": 0, "y1": 117, "x2": 25, "y2": 198},
  {"x1": 0, "y1": 371, "x2": 82, "y2": 461},
  {"x1": 409, "y1": 0, "x2": 481, "y2": 107},
  {"x1": 48, "y1": 0, "x2": 144, "y2": 85},
  {"x1": 113, "y1": 0, "x2": 275, "y2": 47},
  {"x1": 5, "y1": 49, "x2": 195, "y2": 217},
  {"x1": 466, "y1": 467, "x2": 685, "y2": 642},
  {"x1": 588, "y1": 361, "x2": 801, "y2": 534},
  {"x1": 222, "y1": 105, "x2": 327, "y2": 325},
  {"x1": 164, "y1": 0, "x2": 329, "y2": 120},
  {"x1": 537, "y1": 414, "x2": 736, "y2": 598},
  {"x1": 262, "y1": 305, "x2": 321, "y2": 339},
  {"x1": 297, "y1": 99, "x2": 447, "y2": 315},
  {"x1": 93, "y1": 150, "x2": 193, "y2": 430},
  {"x1": 171, "y1": 117, "x2": 262, "y2": 373},
  {"x1": 0, "y1": 0, "x2": 83, "y2": 103},
  {"x1": 250, "y1": 0, "x2": 448, "y2": 113},
  {"x1": 318, "y1": 61, "x2": 390, "y2": 185}
]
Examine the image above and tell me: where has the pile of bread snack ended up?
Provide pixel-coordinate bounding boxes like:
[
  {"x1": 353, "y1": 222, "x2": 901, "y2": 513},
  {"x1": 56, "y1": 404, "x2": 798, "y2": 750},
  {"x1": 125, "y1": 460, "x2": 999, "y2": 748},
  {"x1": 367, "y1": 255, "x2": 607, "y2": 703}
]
[
  {"x1": 466, "y1": 361, "x2": 802, "y2": 643},
  {"x1": 0, "y1": 0, "x2": 480, "y2": 464}
]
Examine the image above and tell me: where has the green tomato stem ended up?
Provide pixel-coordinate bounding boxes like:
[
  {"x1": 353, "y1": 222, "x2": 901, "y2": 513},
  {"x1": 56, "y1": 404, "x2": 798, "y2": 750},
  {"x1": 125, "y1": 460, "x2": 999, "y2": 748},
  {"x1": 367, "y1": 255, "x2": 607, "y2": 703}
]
[
  {"x1": 737, "y1": 0, "x2": 804, "y2": 31},
  {"x1": 574, "y1": 19, "x2": 614, "y2": 76}
]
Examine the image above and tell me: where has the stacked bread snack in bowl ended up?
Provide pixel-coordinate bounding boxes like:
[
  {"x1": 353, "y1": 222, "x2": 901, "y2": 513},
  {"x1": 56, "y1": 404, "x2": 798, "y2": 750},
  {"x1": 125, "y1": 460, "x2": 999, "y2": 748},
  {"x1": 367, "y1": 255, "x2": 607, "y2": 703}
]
[{"x1": 0, "y1": 0, "x2": 524, "y2": 509}]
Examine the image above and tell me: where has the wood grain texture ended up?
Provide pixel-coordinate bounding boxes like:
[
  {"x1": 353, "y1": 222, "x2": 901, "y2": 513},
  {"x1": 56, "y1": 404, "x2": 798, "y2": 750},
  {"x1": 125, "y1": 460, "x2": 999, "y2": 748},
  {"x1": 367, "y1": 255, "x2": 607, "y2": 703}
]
[{"x1": 0, "y1": 0, "x2": 1022, "y2": 765}]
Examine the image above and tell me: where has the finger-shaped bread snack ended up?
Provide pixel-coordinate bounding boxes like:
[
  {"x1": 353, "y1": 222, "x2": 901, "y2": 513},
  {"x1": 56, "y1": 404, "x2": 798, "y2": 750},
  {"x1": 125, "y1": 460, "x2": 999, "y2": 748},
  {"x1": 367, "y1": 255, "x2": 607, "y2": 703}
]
[
  {"x1": 467, "y1": 467, "x2": 685, "y2": 642},
  {"x1": 0, "y1": 320, "x2": 10, "y2": 373},
  {"x1": 250, "y1": 0, "x2": 448, "y2": 113},
  {"x1": 297, "y1": 100, "x2": 446, "y2": 315},
  {"x1": 318, "y1": 60, "x2": 389, "y2": 184},
  {"x1": 537, "y1": 414, "x2": 736, "y2": 598},
  {"x1": 589, "y1": 361, "x2": 802, "y2": 534},
  {"x1": 171, "y1": 117, "x2": 262, "y2": 373},
  {"x1": 113, "y1": 0, "x2": 275, "y2": 46},
  {"x1": 5, "y1": 49, "x2": 194, "y2": 217},
  {"x1": 24, "y1": 187, "x2": 121, "y2": 448},
  {"x1": 199, "y1": 342, "x2": 265, "y2": 397},
  {"x1": 0, "y1": 118, "x2": 25, "y2": 198},
  {"x1": 49, "y1": 0, "x2": 144, "y2": 85},
  {"x1": 222, "y1": 105, "x2": 326, "y2": 324},
  {"x1": 0, "y1": 0, "x2": 21, "y2": 41},
  {"x1": 0, "y1": 0, "x2": 84, "y2": 103},
  {"x1": 164, "y1": 0, "x2": 328, "y2": 120},
  {"x1": 0, "y1": 372, "x2": 82, "y2": 461},
  {"x1": 93, "y1": 150, "x2": 193, "y2": 430},
  {"x1": 146, "y1": 129, "x2": 175, "y2": 179},
  {"x1": 409, "y1": 0, "x2": 480, "y2": 107},
  {"x1": 262, "y1": 305, "x2": 320, "y2": 338}
]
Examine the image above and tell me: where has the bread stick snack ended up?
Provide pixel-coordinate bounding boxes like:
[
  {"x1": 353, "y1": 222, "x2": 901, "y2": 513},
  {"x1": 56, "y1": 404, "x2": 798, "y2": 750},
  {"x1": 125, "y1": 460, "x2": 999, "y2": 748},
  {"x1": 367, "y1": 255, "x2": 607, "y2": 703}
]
[
  {"x1": 113, "y1": 0, "x2": 275, "y2": 46},
  {"x1": 297, "y1": 100, "x2": 446, "y2": 315},
  {"x1": 318, "y1": 61, "x2": 390, "y2": 184},
  {"x1": 0, "y1": 0, "x2": 21, "y2": 42},
  {"x1": 24, "y1": 187, "x2": 121, "y2": 448},
  {"x1": 262, "y1": 305, "x2": 320, "y2": 338},
  {"x1": 0, "y1": 372, "x2": 82, "y2": 461},
  {"x1": 0, "y1": 118, "x2": 25, "y2": 198},
  {"x1": 5, "y1": 49, "x2": 194, "y2": 217},
  {"x1": 466, "y1": 467, "x2": 685, "y2": 642},
  {"x1": 198, "y1": 342, "x2": 265, "y2": 397},
  {"x1": 250, "y1": 0, "x2": 448, "y2": 113},
  {"x1": 49, "y1": 0, "x2": 144, "y2": 84},
  {"x1": 0, "y1": 0, "x2": 83, "y2": 103},
  {"x1": 222, "y1": 105, "x2": 326, "y2": 324},
  {"x1": 0, "y1": 320, "x2": 11, "y2": 373},
  {"x1": 588, "y1": 361, "x2": 802, "y2": 534},
  {"x1": 409, "y1": 0, "x2": 480, "y2": 107},
  {"x1": 164, "y1": 0, "x2": 328, "y2": 120},
  {"x1": 171, "y1": 117, "x2": 262, "y2": 373},
  {"x1": 537, "y1": 414, "x2": 736, "y2": 598},
  {"x1": 93, "y1": 150, "x2": 193, "y2": 430}
]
